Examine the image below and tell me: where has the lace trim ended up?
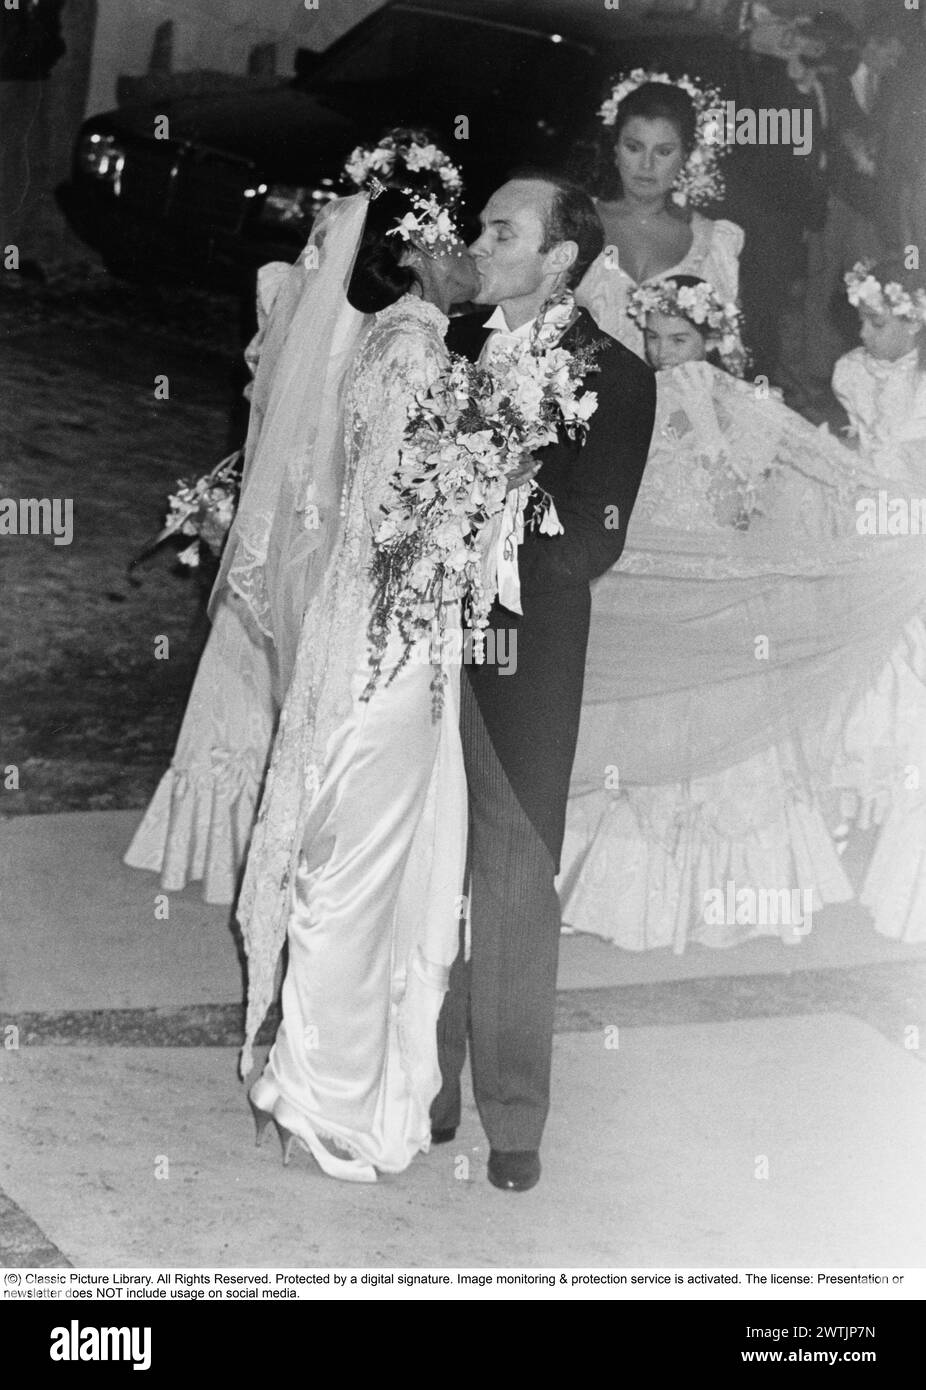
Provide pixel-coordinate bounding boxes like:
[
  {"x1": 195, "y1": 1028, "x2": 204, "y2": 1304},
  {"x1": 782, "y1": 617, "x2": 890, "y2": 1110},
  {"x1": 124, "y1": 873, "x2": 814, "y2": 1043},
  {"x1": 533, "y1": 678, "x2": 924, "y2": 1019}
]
[{"x1": 376, "y1": 293, "x2": 449, "y2": 336}]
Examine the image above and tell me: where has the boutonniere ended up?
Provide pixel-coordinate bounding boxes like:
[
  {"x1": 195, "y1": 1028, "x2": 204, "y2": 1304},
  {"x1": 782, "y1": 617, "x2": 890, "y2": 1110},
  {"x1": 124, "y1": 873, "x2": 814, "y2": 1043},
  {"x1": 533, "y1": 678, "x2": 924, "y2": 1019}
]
[{"x1": 570, "y1": 328, "x2": 610, "y2": 381}]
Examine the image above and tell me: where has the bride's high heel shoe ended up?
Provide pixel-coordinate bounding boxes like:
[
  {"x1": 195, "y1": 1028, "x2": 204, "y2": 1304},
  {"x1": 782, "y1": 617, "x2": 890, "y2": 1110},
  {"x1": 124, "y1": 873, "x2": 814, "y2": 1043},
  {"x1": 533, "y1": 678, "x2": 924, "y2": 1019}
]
[
  {"x1": 249, "y1": 1094, "x2": 292, "y2": 1158},
  {"x1": 248, "y1": 1090, "x2": 377, "y2": 1183}
]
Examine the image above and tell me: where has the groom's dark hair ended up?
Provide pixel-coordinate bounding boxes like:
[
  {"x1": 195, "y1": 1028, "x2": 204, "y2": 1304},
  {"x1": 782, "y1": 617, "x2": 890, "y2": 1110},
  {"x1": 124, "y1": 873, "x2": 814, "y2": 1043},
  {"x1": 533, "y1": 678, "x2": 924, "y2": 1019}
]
[{"x1": 506, "y1": 165, "x2": 604, "y2": 288}]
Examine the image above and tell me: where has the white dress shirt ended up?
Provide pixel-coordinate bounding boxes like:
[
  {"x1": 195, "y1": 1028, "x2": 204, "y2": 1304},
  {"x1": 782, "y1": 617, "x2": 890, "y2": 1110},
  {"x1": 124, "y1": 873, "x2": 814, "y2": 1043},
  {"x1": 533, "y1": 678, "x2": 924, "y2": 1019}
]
[{"x1": 481, "y1": 304, "x2": 536, "y2": 358}]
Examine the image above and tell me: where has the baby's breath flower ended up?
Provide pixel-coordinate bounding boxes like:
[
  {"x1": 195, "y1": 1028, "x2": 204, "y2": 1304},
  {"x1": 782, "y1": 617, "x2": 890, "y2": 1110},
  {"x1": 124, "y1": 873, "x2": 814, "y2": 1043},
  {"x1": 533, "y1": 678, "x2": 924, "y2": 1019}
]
[{"x1": 845, "y1": 261, "x2": 926, "y2": 325}]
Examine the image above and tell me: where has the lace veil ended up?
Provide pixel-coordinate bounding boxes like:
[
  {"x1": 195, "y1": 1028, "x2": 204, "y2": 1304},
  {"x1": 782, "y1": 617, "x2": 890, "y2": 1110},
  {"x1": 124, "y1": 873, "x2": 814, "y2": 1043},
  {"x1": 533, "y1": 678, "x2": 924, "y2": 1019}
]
[{"x1": 212, "y1": 193, "x2": 370, "y2": 698}]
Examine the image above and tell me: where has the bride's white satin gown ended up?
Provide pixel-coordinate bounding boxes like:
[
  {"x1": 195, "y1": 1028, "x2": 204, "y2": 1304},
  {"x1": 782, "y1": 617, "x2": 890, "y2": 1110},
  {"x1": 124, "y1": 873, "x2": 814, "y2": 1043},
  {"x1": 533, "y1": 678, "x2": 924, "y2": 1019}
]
[
  {"x1": 245, "y1": 295, "x2": 467, "y2": 1181},
  {"x1": 250, "y1": 621, "x2": 466, "y2": 1182}
]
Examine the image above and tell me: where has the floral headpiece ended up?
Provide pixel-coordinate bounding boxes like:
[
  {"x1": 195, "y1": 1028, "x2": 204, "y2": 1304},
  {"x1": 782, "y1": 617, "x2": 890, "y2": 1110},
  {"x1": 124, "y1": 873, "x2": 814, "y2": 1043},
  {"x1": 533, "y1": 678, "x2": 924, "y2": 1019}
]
[
  {"x1": 845, "y1": 262, "x2": 926, "y2": 327},
  {"x1": 627, "y1": 278, "x2": 747, "y2": 375},
  {"x1": 342, "y1": 131, "x2": 464, "y2": 252},
  {"x1": 386, "y1": 191, "x2": 462, "y2": 252},
  {"x1": 598, "y1": 68, "x2": 727, "y2": 208}
]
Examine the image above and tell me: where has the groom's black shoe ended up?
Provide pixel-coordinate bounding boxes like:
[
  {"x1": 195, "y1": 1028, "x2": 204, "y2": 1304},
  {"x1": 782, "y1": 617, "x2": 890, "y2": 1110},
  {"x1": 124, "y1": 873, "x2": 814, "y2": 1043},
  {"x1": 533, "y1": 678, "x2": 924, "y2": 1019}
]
[
  {"x1": 487, "y1": 1149, "x2": 541, "y2": 1192},
  {"x1": 430, "y1": 1127, "x2": 457, "y2": 1145}
]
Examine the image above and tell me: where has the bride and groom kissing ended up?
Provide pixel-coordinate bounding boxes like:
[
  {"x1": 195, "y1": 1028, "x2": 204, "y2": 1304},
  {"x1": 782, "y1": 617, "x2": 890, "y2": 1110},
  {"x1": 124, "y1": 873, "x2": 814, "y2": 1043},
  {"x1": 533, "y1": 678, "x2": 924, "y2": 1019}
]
[{"x1": 148, "y1": 131, "x2": 657, "y2": 1194}]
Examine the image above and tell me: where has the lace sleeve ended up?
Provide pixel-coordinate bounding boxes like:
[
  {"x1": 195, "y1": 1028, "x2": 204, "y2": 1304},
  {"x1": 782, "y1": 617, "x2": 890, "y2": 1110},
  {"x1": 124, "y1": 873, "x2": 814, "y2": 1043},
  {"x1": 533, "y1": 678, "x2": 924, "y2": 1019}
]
[
  {"x1": 346, "y1": 314, "x2": 447, "y2": 534},
  {"x1": 711, "y1": 368, "x2": 877, "y2": 542},
  {"x1": 651, "y1": 363, "x2": 863, "y2": 538}
]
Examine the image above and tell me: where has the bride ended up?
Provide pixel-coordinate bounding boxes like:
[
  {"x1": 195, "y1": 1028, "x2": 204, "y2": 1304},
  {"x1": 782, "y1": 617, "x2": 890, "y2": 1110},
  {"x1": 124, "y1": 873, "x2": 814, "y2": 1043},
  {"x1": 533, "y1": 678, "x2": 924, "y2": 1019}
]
[
  {"x1": 216, "y1": 136, "x2": 480, "y2": 1182},
  {"x1": 558, "y1": 274, "x2": 926, "y2": 951}
]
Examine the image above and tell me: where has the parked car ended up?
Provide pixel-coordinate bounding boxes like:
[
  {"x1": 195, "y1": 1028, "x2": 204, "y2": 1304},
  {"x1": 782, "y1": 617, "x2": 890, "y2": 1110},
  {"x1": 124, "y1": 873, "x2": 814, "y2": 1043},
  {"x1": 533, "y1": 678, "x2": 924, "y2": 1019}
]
[{"x1": 58, "y1": 0, "x2": 762, "y2": 293}]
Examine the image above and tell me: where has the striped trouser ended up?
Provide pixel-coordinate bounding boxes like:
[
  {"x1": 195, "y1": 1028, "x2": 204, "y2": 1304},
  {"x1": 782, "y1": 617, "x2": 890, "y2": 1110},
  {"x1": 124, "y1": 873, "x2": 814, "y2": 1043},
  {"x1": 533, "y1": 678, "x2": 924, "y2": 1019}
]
[{"x1": 432, "y1": 672, "x2": 563, "y2": 1152}]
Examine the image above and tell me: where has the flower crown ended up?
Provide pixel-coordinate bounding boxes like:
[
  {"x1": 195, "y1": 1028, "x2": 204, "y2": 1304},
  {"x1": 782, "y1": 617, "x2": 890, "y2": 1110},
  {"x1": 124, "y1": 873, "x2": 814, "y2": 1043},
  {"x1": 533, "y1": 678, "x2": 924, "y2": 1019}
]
[
  {"x1": 385, "y1": 191, "x2": 463, "y2": 252},
  {"x1": 598, "y1": 68, "x2": 727, "y2": 208},
  {"x1": 342, "y1": 131, "x2": 464, "y2": 252},
  {"x1": 627, "y1": 278, "x2": 747, "y2": 375},
  {"x1": 845, "y1": 261, "x2": 926, "y2": 327}
]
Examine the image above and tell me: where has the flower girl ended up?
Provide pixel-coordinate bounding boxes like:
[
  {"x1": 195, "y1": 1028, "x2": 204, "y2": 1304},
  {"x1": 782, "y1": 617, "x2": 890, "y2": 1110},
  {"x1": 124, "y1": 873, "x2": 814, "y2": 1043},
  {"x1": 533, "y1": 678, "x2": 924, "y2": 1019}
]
[
  {"x1": 833, "y1": 259, "x2": 926, "y2": 485},
  {"x1": 823, "y1": 260, "x2": 926, "y2": 937},
  {"x1": 557, "y1": 276, "x2": 926, "y2": 950}
]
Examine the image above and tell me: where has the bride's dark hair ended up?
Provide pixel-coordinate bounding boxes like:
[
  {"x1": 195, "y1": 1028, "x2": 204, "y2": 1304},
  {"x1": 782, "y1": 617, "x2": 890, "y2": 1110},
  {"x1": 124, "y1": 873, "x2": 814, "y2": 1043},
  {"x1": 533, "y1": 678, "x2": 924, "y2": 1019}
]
[
  {"x1": 345, "y1": 124, "x2": 462, "y2": 314},
  {"x1": 347, "y1": 187, "x2": 422, "y2": 314},
  {"x1": 579, "y1": 81, "x2": 698, "y2": 202}
]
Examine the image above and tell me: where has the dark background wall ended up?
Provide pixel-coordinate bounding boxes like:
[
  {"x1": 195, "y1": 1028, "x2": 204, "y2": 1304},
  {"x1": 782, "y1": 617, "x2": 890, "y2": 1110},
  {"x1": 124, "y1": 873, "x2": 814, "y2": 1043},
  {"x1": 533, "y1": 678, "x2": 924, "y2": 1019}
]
[{"x1": 1, "y1": 0, "x2": 97, "y2": 271}]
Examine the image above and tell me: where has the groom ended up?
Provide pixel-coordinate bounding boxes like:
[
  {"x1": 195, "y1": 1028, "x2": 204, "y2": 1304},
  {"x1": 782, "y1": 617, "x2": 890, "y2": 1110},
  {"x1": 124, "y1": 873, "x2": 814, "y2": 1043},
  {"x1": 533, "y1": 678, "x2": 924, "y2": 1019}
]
[{"x1": 431, "y1": 171, "x2": 656, "y2": 1190}]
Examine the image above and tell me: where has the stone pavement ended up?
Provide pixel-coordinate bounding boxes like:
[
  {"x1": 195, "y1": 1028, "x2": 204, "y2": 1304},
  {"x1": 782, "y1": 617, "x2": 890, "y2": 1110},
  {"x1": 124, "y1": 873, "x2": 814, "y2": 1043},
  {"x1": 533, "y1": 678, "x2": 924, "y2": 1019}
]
[{"x1": 1, "y1": 811, "x2": 925, "y2": 1268}]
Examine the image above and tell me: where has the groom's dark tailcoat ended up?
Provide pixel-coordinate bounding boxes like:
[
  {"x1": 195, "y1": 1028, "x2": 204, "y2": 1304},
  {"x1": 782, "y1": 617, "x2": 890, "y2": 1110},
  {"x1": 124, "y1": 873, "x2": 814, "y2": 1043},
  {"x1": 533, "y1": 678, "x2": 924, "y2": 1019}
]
[{"x1": 432, "y1": 306, "x2": 656, "y2": 1152}]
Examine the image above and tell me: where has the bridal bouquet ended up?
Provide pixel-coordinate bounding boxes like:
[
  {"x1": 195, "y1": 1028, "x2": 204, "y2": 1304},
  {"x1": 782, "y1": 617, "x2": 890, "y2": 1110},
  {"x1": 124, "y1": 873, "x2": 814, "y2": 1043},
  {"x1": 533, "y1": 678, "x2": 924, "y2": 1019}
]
[
  {"x1": 148, "y1": 450, "x2": 243, "y2": 568},
  {"x1": 365, "y1": 303, "x2": 602, "y2": 711}
]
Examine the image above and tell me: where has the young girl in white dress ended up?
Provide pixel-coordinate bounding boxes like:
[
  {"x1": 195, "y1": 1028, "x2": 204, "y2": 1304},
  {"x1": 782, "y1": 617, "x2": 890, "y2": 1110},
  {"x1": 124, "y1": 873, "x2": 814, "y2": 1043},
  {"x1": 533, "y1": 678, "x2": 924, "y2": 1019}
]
[
  {"x1": 822, "y1": 260, "x2": 926, "y2": 940},
  {"x1": 575, "y1": 70, "x2": 744, "y2": 359},
  {"x1": 833, "y1": 258, "x2": 926, "y2": 484},
  {"x1": 557, "y1": 275, "x2": 926, "y2": 951}
]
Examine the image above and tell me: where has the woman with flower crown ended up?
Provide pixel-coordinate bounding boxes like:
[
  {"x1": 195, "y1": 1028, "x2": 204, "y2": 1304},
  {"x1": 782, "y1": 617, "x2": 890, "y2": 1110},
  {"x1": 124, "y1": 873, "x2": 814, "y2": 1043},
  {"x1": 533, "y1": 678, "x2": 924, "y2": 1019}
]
[
  {"x1": 130, "y1": 130, "x2": 495, "y2": 1181},
  {"x1": 575, "y1": 70, "x2": 745, "y2": 361},
  {"x1": 557, "y1": 273, "x2": 926, "y2": 950}
]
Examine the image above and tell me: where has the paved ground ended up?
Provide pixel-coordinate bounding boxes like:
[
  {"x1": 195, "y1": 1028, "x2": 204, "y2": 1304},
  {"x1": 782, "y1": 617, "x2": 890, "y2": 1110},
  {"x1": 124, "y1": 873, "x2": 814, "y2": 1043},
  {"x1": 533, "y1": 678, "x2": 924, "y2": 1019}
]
[
  {"x1": 1, "y1": 810, "x2": 924, "y2": 1269},
  {"x1": 0, "y1": 266, "x2": 241, "y2": 815}
]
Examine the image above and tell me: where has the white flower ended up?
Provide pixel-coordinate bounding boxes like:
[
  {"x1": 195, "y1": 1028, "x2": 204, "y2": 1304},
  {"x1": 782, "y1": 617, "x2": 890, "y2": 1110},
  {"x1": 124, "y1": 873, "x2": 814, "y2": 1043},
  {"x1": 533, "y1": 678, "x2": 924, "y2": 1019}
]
[
  {"x1": 538, "y1": 501, "x2": 564, "y2": 537},
  {"x1": 368, "y1": 146, "x2": 395, "y2": 173},
  {"x1": 433, "y1": 208, "x2": 455, "y2": 241},
  {"x1": 409, "y1": 557, "x2": 436, "y2": 591},
  {"x1": 375, "y1": 516, "x2": 402, "y2": 545},
  {"x1": 211, "y1": 495, "x2": 236, "y2": 531},
  {"x1": 459, "y1": 429, "x2": 496, "y2": 458},
  {"x1": 513, "y1": 378, "x2": 545, "y2": 418},
  {"x1": 404, "y1": 141, "x2": 439, "y2": 171},
  {"x1": 844, "y1": 262, "x2": 926, "y2": 324},
  {"x1": 177, "y1": 541, "x2": 200, "y2": 567},
  {"x1": 570, "y1": 391, "x2": 598, "y2": 424},
  {"x1": 391, "y1": 211, "x2": 421, "y2": 238}
]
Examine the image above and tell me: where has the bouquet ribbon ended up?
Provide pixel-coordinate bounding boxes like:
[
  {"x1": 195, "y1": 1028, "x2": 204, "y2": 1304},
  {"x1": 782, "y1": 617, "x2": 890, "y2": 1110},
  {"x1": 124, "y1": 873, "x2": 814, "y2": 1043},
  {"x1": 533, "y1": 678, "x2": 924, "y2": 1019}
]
[{"x1": 495, "y1": 484, "x2": 528, "y2": 615}]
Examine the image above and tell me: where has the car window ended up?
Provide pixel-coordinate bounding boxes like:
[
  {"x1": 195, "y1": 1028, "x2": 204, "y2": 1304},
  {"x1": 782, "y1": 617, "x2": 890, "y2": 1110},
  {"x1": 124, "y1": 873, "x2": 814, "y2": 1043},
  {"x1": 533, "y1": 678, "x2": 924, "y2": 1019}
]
[{"x1": 312, "y1": 7, "x2": 593, "y2": 114}]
